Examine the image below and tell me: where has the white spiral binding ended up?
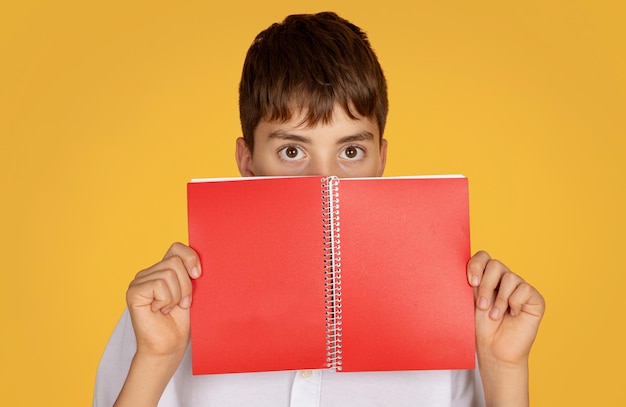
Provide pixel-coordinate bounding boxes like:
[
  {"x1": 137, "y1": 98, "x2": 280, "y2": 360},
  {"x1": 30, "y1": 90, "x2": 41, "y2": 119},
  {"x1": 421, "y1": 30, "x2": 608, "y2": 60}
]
[{"x1": 322, "y1": 176, "x2": 342, "y2": 371}]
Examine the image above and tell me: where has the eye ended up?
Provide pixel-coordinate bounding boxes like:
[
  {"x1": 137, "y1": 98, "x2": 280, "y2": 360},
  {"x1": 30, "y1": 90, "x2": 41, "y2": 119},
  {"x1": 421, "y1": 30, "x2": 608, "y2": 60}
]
[
  {"x1": 278, "y1": 145, "x2": 305, "y2": 161},
  {"x1": 339, "y1": 145, "x2": 365, "y2": 160}
]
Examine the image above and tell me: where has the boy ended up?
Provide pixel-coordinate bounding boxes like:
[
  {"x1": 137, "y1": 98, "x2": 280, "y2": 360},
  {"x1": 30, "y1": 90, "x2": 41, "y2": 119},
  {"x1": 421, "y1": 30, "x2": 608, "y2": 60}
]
[{"x1": 94, "y1": 12, "x2": 545, "y2": 407}]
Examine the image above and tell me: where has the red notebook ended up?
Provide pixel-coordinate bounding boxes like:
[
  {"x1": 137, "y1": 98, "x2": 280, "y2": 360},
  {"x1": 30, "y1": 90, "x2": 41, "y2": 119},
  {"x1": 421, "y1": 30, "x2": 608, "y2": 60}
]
[{"x1": 187, "y1": 175, "x2": 474, "y2": 375}]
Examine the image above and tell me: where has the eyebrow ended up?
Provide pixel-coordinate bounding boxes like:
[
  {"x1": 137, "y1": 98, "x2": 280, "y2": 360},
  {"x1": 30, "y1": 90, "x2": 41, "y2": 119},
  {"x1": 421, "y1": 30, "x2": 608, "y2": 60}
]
[
  {"x1": 337, "y1": 131, "x2": 375, "y2": 144},
  {"x1": 268, "y1": 131, "x2": 311, "y2": 143},
  {"x1": 268, "y1": 130, "x2": 375, "y2": 144}
]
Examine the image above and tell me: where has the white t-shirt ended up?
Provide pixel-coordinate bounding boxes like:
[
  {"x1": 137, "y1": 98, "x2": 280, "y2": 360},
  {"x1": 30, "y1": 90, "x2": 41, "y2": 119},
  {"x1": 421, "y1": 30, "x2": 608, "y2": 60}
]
[{"x1": 94, "y1": 310, "x2": 485, "y2": 407}]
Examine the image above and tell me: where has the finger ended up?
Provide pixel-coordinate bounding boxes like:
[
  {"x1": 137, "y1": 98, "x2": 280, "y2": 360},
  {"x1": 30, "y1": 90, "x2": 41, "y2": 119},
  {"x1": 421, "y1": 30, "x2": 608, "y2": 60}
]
[
  {"x1": 475, "y1": 258, "x2": 511, "y2": 311},
  {"x1": 127, "y1": 276, "x2": 179, "y2": 314},
  {"x1": 164, "y1": 242, "x2": 202, "y2": 279},
  {"x1": 488, "y1": 270, "x2": 524, "y2": 320},
  {"x1": 508, "y1": 282, "x2": 546, "y2": 318},
  {"x1": 131, "y1": 256, "x2": 191, "y2": 312},
  {"x1": 467, "y1": 250, "x2": 491, "y2": 287}
]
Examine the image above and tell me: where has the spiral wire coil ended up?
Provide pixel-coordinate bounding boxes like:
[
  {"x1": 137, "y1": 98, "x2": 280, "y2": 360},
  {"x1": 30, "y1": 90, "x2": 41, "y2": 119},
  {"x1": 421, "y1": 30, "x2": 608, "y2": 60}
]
[{"x1": 322, "y1": 176, "x2": 342, "y2": 371}]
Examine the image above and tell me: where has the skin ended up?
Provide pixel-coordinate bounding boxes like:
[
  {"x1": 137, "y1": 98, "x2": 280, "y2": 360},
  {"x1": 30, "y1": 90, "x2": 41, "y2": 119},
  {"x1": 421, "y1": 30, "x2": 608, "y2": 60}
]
[{"x1": 115, "y1": 105, "x2": 545, "y2": 407}]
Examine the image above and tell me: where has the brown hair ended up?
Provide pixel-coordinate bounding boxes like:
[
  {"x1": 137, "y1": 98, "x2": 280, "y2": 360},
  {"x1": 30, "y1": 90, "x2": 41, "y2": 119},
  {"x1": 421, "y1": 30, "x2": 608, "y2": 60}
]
[{"x1": 239, "y1": 12, "x2": 388, "y2": 151}]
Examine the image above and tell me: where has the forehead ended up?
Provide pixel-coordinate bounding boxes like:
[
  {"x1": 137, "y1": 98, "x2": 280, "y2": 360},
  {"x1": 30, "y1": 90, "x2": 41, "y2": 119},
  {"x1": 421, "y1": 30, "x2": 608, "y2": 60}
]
[{"x1": 254, "y1": 104, "x2": 379, "y2": 140}]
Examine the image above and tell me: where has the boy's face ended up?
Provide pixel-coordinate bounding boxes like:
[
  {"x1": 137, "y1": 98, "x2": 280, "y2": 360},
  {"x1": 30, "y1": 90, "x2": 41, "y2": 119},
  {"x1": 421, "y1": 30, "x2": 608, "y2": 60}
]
[{"x1": 236, "y1": 104, "x2": 387, "y2": 178}]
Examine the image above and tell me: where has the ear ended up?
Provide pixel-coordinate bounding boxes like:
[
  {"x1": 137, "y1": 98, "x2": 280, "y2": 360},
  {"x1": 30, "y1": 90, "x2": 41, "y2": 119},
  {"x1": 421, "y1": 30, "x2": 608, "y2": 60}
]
[
  {"x1": 377, "y1": 138, "x2": 388, "y2": 176},
  {"x1": 235, "y1": 137, "x2": 255, "y2": 177}
]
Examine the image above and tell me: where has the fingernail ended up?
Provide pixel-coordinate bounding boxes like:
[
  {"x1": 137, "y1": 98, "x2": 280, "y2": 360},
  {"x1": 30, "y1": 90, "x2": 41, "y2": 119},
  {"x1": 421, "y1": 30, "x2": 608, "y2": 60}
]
[
  {"x1": 190, "y1": 267, "x2": 201, "y2": 279},
  {"x1": 181, "y1": 296, "x2": 192, "y2": 308},
  {"x1": 161, "y1": 307, "x2": 173, "y2": 315},
  {"x1": 478, "y1": 297, "x2": 488, "y2": 310},
  {"x1": 490, "y1": 307, "x2": 501, "y2": 319},
  {"x1": 471, "y1": 275, "x2": 480, "y2": 286}
]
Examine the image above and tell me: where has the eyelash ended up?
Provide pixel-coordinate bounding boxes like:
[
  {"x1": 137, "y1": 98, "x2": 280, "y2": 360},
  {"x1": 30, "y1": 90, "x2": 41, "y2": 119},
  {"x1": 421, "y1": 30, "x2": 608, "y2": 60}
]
[
  {"x1": 277, "y1": 145, "x2": 305, "y2": 161},
  {"x1": 277, "y1": 144, "x2": 367, "y2": 161},
  {"x1": 340, "y1": 145, "x2": 366, "y2": 160}
]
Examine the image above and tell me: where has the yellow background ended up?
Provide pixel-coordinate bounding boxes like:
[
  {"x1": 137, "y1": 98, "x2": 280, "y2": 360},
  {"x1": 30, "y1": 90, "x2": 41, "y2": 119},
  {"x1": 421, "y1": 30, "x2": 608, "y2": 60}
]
[{"x1": 1, "y1": 1, "x2": 624, "y2": 405}]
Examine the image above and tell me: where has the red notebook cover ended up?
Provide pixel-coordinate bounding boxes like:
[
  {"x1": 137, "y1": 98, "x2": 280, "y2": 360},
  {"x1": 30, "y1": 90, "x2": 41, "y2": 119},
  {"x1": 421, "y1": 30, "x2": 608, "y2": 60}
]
[{"x1": 187, "y1": 176, "x2": 474, "y2": 375}]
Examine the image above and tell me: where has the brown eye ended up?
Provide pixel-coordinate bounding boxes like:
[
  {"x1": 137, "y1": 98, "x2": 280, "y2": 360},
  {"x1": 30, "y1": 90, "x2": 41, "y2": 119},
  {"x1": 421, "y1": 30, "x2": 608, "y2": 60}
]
[
  {"x1": 340, "y1": 146, "x2": 364, "y2": 160},
  {"x1": 344, "y1": 147, "x2": 357, "y2": 158},
  {"x1": 279, "y1": 145, "x2": 303, "y2": 161},
  {"x1": 285, "y1": 147, "x2": 299, "y2": 158}
]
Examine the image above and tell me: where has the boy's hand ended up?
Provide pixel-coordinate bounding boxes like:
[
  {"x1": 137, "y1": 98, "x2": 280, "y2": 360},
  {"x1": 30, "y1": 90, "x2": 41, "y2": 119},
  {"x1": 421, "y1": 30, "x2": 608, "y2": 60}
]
[
  {"x1": 468, "y1": 251, "x2": 545, "y2": 368},
  {"x1": 126, "y1": 242, "x2": 202, "y2": 358}
]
